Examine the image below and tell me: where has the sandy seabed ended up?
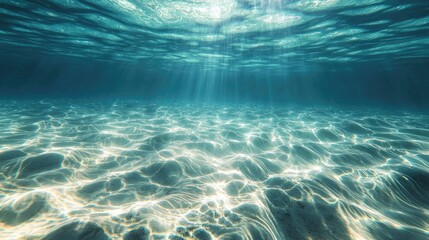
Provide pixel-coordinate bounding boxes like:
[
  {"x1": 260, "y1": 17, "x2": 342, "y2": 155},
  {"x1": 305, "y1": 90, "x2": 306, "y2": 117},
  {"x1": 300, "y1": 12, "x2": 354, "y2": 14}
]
[{"x1": 0, "y1": 100, "x2": 428, "y2": 240}]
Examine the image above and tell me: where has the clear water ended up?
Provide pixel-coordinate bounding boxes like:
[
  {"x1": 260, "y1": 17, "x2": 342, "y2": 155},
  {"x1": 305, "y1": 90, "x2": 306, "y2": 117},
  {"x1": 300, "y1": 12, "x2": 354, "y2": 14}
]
[
  {"x1": 0, "y1": 1, "x2": 429, "y2": 240},
  {"x1": 0, "y1": 0, "x2": 428, "y2": 71},
  {"x1": 0, "y1": 100, "x2": 428, "y2": 239}
]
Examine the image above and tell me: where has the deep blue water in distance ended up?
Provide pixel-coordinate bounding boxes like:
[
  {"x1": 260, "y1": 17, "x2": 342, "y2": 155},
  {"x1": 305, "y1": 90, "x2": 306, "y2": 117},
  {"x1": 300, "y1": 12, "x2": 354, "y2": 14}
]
[{"x1": 0, "y1": 1, "x2": 429, "y2": 240}]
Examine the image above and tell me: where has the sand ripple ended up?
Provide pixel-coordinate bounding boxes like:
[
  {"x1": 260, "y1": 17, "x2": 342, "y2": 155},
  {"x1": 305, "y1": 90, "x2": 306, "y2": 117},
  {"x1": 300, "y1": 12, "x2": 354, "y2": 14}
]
[{"x1": 0, "y1": 100, "x2": 428, "y2": 239}]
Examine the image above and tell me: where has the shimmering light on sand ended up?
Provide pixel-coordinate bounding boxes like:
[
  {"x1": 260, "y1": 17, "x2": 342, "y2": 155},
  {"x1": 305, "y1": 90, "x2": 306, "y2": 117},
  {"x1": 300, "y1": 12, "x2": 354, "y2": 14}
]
[{"x1": 0, "y1": 101, "x2": 428, "y2": 239}]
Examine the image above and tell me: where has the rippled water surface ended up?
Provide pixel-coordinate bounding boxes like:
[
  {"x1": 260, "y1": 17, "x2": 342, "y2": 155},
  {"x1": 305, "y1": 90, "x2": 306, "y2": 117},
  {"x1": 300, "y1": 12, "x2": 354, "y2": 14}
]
[
  {"x1": 0, "y1": 100, "x2": 428, "y2": 239},
  {"x1": 0, "y1": 0, "x2": 428, "y2": 71}
]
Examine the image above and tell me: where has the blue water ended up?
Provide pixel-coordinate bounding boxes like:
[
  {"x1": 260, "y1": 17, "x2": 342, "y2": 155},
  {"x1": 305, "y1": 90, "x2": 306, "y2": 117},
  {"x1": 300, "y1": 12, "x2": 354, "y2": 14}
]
[{"x1": 0, "y1": 1, "x2": 429, "y2": 240}]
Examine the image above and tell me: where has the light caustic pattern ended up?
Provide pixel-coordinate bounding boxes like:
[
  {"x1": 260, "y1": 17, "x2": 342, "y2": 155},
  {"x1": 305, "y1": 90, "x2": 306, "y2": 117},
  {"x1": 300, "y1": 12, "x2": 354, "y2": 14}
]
[
  {"x1": 0, "y1": 100, "x2": 428, "y2": 240},
  {"x1": 0, "y1": 1, "x2": 428, "y2": 70}
]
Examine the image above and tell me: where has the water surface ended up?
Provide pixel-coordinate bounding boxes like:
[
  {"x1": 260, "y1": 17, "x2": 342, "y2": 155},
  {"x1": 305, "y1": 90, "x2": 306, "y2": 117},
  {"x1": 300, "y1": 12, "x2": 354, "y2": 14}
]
[{"x1": 0, "y1": 0, "x2": 428, "y2": 72}]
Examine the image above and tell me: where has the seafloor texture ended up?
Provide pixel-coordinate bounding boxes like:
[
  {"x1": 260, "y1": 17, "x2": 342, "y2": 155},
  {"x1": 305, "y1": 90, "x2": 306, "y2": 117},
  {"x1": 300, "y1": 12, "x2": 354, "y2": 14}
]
[{"x1": 0, "y1": 100, "x2": 428, "y2": 240}]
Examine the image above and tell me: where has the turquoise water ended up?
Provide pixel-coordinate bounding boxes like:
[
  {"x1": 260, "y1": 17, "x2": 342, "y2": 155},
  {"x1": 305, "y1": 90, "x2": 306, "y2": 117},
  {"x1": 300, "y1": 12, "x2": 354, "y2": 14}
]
[
  {"x1": 0, "y1": 0, "x2": 428, "y2": 71},
  {"x1": 0, "y1": 1, "x2": 429, "y2": 240}
]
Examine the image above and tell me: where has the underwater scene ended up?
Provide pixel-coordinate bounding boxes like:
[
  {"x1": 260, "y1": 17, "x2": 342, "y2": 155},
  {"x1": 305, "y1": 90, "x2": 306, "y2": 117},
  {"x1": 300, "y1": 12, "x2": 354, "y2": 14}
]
[{"x1": 0, "y1": 1, "x2": 429, "y2": 240}]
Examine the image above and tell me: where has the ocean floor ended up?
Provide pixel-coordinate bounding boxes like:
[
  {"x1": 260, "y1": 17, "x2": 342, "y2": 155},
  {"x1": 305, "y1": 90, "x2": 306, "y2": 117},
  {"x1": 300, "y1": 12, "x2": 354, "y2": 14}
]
[{"x1": 0, "y1": 100, "x2": 428, "y2": 240}]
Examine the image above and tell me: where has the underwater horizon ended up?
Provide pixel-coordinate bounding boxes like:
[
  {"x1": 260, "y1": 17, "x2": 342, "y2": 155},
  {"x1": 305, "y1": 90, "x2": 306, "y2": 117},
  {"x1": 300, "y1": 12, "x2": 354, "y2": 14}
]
[{"x1": 1, "y1": 1, "x2": 429, "y2": 240}]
